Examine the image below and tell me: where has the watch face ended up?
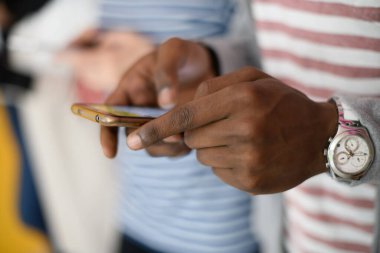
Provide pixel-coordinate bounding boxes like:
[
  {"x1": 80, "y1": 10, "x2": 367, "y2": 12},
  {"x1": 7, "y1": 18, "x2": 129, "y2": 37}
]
[{"x1": 332, "y1": 135, "x2": 371, "y2": 174}]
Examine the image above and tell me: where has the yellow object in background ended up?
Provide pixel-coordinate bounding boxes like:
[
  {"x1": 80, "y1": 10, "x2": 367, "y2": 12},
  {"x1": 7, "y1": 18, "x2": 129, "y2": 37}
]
[{"x1": 0, "y1": 105, "x2": 50, "y2": 253}]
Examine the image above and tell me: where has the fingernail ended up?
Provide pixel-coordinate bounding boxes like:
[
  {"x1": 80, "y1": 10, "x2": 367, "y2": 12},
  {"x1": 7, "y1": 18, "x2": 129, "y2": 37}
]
[
  {"x1": 127, "y1": 134, "x2": 143, "y2": 150},
  {"x1": 159, "y1": 87, "x2": 176, "y2": 109},
  {"x1": 102, "y1": 147, "x2": 113, "y2": 158}
]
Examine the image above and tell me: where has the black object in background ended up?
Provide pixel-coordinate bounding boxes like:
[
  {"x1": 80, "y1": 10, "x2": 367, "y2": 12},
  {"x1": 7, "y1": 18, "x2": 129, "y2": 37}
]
[
  {"x1": 2, "y1": 0, "x2": 50, "y2": 25},
  {"x1": 0, "y1": 0, "x2": 51, "y2": 90}
]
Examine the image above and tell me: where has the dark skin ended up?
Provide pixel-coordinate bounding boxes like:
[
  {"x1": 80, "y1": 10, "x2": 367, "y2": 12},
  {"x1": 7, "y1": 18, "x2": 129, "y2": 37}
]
[
  {"x1": 102, "y1": 38, "x2": 338, "y2": 194},
  {"x1": 100, "y1": 38, "x2": 215, "y2": 158}
]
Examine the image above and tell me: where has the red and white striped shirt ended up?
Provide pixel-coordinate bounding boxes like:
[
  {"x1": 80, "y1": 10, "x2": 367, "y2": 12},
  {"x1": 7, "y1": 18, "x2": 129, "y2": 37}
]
[{"x1": 252, "y1": 0, "x2": 380, "y2": 252}]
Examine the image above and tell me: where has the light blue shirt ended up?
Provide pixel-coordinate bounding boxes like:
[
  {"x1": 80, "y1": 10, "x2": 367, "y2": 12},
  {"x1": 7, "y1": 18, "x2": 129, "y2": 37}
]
[{"x1": 101, "y1": 1, "x2": 258, "y2": 252}]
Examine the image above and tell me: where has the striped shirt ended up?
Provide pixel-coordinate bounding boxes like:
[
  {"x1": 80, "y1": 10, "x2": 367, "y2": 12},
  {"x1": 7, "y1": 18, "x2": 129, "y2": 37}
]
[
  {"x1": 99, "y1": 0, "x2": 235, "y2": 43},
  {"x1": 252, "y1": 0, "x2": 380, "y2": 252},
  {"x1": 100, "y1": 1, "x2": 258, "y2": 253}
]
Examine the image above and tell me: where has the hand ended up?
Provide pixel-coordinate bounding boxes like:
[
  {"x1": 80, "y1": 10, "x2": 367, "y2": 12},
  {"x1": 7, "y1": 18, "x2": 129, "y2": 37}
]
[
  {"x1": 58, "y1": 29, "x2": 153, "y2": 92},
  {"x1": 100, "y1": 38, "x2": 216, "y2": 158},
  {"x1": 125, "y1": 67, "x2": 338, "y2": 194}
]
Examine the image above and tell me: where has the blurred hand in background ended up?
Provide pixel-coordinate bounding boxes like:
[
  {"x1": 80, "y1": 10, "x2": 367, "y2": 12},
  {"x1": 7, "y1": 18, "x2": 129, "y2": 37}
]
[{"x1": 58, "y1": 29, "x2": 153, "y2": 95}]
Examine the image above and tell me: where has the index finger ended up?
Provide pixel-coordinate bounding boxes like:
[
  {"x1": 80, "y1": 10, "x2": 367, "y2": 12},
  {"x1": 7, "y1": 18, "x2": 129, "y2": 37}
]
[{"x1": 126, "y1": 88, "x2": 232, "y2": 150}]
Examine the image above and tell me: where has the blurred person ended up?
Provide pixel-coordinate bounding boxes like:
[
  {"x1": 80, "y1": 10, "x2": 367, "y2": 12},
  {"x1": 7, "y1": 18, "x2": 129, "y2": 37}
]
[
  {"x1": 1, "y1": 1, "x2": 53, "y2": 253},
  {"x1": 65, "y1": 1, "x2": 261, "y2": 253},
  {"x1": 103, "y1": 1, "x2": 380, "y2": 253}
]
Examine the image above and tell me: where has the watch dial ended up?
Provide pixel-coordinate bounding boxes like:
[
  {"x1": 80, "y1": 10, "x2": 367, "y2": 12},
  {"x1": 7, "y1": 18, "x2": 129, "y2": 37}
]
[{"x1": 333, "y1": 135, "x2": 370, "y2": 174}]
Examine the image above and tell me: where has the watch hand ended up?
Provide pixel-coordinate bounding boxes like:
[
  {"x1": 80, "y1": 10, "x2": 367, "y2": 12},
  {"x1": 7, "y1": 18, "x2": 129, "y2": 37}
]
[{"x1": 353, "y1": 152, "x2": 367, "y2": 156}]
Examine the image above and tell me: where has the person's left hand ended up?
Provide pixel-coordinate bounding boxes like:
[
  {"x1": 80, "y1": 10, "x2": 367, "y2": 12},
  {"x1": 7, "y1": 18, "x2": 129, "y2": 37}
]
[{"x1": 125, "y1": 67, "x2": 338, "y2": 194}]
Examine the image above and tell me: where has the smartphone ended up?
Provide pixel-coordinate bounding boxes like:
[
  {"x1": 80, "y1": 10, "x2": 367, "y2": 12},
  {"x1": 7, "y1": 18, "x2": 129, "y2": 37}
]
[{"x1": 71, "y1": 103, "x2": 167, "y2": 127}]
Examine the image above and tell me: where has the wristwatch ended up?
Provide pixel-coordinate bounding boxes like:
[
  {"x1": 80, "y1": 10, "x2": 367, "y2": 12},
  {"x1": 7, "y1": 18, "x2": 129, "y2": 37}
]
[{"x1": 324, "y1": 97, "x2": 375, "y2": 183}]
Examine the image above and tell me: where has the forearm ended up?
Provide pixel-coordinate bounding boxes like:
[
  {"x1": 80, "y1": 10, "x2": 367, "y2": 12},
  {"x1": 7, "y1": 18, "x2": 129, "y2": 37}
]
[{"x1": 339, "y1": 95, "x2": 380, "y2": 184}]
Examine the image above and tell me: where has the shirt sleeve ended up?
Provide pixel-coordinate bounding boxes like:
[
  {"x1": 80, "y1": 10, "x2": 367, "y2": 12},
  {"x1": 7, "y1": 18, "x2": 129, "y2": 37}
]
[
  {"x1": 202, "y1": 0, "x2": 261, "y2": 74},
  {"x1": 339, "y1": 95, "x2": 380, "y2": 185}
]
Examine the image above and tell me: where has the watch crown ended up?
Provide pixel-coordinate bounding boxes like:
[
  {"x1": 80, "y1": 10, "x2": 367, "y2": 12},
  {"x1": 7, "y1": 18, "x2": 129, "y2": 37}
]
[
  {"x1": 328, "y1": 137, "x2": 333, "y2": 143},
  {"x1": 323, "y1": 149, "x2": 328, "y2": 156},
  {"x1": 325, "y1": 162, "x2": 330, "y2": 169}
]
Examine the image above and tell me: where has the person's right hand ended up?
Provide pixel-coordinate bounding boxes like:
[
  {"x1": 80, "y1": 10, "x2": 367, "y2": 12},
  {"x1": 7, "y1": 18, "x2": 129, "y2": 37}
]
[{"x1": 100, "y1": 38, "x2": 216, "y2": 158}]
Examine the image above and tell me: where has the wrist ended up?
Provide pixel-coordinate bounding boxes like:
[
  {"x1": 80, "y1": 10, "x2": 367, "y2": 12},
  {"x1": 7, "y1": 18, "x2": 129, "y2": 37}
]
[
  {"x1": 324, "y1": 100, "x2": 339, "y2": 138},
  {"x1": 315, "y1": 101, "x2": 339, "y2": 174}
]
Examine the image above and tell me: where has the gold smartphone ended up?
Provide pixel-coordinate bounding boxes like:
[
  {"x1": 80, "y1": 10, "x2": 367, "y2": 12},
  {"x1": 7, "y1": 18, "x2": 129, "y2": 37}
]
[{"x1": 71, "y1": 103, "x2": 167, "y2": 127}]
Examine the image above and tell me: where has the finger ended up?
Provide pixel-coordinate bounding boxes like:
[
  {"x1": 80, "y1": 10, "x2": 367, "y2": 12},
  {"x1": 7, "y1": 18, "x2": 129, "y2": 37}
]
[
  {"x1": 126, "y1": 129, "x2": 182, "y2": 143},
  {"x1": 100, "y1": 126, "x2": 119, "y2": 158},
  {"x1": 100, "y1": 88, "x2": 132, "y2": 158},
  {"x1": 100, "y1": 54, "x2": 159, "y2": 158},
  {"x1": 163, "y1": 134, "x2": 183, "y2": 143},
  {"x1": 184, "y1": 119, "x2": 233, "y2": 149},
  {"x1": 154, "y1": 38, "x2": 188, "y2": 108},
  {"x1": 105, "y1": 86, "x2": 130, "y2": 105},
  {"x1": 195, "y1": 67, "x2": 270, "y2": 99},
  {"x1": 196, "y1": 146, "x2": 237, "y2": 169},
  {"x1": 126, "y1": 87, "x2": 234, "y2": 150},
  {"x1": 106, "y1": 54, "x2": 157, "y2": 107},
  {"x1": 145, "y1": 142, "x2": 190, "y2": 157}
]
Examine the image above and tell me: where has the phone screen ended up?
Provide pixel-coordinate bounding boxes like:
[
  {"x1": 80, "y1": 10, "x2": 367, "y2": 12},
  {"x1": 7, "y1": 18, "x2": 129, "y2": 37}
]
[{"x1": 88, "y1": 105, "x2": 167, "y2": 118}]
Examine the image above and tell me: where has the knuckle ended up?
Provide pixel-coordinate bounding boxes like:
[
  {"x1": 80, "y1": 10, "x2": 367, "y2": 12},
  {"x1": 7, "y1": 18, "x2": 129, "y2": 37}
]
[
  {"x1": 239, "y1": 173, "x2": 265, "y2": 194},
  {"x1": 171, "y1": 106, "x2": 195, "y2": 131},
  {"x1": 233, "y1": 85, "x2": 258, "y2": 108},
  {"x1": 241, "y1": 149, "x2": 266, "y2": 170},
  {"x1": 242, "y1": 152, "x2": 258, "y2": 170},
  {"x1": 224, "y1": 84, "x2": 238, "y2": 96},
  {"x1": 240, "y1": 175, "x2": 259, "y2": 191},
  {"x1": 240, "y1": 66, "x2": 259, "y2": 78},
  {"x1": 196, "y1": 81, "x2": 211, "y2": 97},
  {"x1": 139, "y1": 125, "x2": 161, "y2": 146},
  {"x1": 242, "y1": 84, "x2": 260, "y2": 101},
  {"x1": 236, "y1": 118, "x2": 257, "y2": 140},
  {"x1": 165, "y1": 37, "x2": 184, "y2": 48},
  {"x1": 237, "y1": 152, "x2": 268, "y2": 193},
  {"x1": 235, "y1": 84, "x2": 266, "y2": 111}
]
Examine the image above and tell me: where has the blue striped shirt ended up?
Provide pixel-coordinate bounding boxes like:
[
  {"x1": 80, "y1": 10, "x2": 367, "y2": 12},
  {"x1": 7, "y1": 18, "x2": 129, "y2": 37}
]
[
  {"x1": 99, "y1": 0, "x2": 235, "y2": 43},
  {"x1": 100, "y1": 1, "x2": 258, "y2": 252}
]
